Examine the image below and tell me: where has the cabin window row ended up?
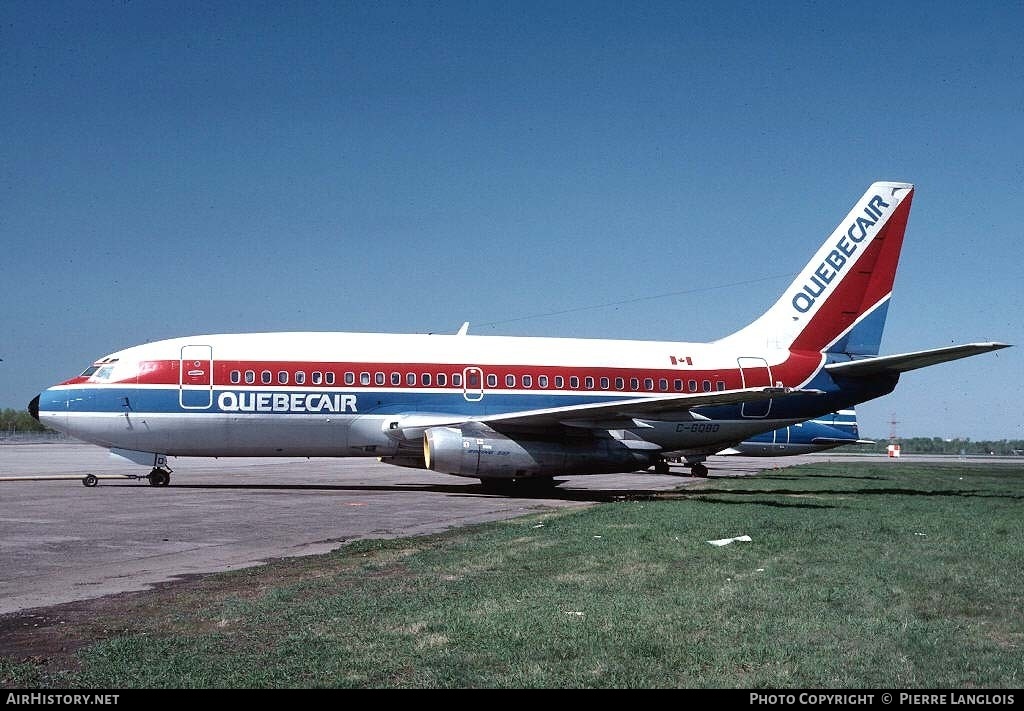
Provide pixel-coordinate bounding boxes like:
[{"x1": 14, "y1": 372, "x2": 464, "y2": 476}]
[
  {"x1": 227, "y1": 369, "x2": 727, "y2": 393},
  {"x1": 229, "y1": 369, "x2": 463, "y2": 387},
  {"x1": 230, "y1": 370, "x2": 337, "y2": 386}
]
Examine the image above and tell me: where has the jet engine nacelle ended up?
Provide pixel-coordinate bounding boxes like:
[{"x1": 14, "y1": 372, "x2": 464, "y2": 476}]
[{"x1": 423, "y1": 426, "x2": 656, "y2": 479}]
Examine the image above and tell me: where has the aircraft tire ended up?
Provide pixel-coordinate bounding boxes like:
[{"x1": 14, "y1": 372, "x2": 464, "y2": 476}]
[{"x1": 82, "y1": 474, "x2": 98, "y2": 487}]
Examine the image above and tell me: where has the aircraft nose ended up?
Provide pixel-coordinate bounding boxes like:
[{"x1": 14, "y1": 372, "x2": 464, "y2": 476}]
[{"x1": 29, "y1": 394, "x2": 40, "y2": 421}]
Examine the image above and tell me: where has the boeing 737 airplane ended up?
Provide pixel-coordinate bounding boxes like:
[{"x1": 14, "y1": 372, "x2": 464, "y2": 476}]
[{"x1": 30, "y1": 182, "x2": 1008, "y2": 489}]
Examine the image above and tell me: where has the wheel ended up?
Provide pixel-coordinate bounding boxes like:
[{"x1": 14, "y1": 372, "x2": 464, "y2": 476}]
[
  {"x1": 82, "y1": 474, "x2": 98, "y2": 487},
  {"x1": 654, "y1": 460, "x2": 671, "y2": 475},
  {"x1": 691, "y1": 462, "x2": 709, "y2": 478},
  {"x1": 148, "y1": 468, "x2": 170, "y2": 486}
]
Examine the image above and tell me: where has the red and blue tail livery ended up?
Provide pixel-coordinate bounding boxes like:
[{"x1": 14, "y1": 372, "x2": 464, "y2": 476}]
[{"x1": 30, "y1": 182, "x2": 1009, "y2": 486}]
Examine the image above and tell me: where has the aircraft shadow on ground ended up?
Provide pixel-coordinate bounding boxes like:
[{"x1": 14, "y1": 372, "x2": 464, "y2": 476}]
[
  {"x1": 757, "y1": 474, "x2": 889, "y2": 482},
  {"x1": 99, "y1": 478, "x2": 1024, "y2": 504},
  {"x1": 684, "y1": 486, "x2": 1024, "y2": 502},
  {"x1": 103, "y1": 479, "x2": 698, "y2": 503}
]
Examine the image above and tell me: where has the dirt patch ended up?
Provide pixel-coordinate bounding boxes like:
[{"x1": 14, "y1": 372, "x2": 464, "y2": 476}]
[
  {"x1": 0, "y1": 537, "x2": 434, "y2": 683},
  {"x1": 0, "y1": 573, "x2": 212, "y2": 677}
]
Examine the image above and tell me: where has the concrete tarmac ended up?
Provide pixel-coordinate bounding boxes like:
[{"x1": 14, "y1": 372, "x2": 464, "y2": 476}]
[
  {"x1": 0, "y1": 442, "x2": 1013, "y2": 614},
  {"x1": 0, "y1": 442, "x2": 722, "y2": 614}
]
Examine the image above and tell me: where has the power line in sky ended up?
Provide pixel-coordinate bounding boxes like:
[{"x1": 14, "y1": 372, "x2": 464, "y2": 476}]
[{"x1": 469, "y1": 272, "x2": 797, "y2": 331}]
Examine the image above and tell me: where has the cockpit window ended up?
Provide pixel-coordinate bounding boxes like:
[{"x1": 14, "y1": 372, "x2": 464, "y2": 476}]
[
  {"x1": 93, "y1": 366, "x2": 115, "y2": 380},
  {"x1": 80, "y1": 366, "x2": 100, "y2": 377}
]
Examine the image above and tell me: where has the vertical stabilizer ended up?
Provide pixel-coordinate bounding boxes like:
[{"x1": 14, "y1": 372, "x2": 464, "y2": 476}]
[{"x1": 719, "y1": 182, "x2": 914, "y2": 356}]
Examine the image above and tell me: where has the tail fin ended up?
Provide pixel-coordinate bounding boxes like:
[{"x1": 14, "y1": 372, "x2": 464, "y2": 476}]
[
  {"x1": 817, "y1": 409, "x2": 860, "y2": 439},
  {"x1": 720, "y1": 181, "x2": 914, "y2": 356}
]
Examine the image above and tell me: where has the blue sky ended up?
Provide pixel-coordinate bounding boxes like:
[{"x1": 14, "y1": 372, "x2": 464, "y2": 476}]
[{"x1": 2, "y1": 1, "x2": 1021, "y2": 440}]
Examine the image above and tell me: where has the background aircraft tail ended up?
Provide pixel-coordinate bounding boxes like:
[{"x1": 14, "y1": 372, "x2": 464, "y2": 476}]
[
  {"x1": 719, "y1": 182, "x2": 915, "y2": 356},
  {"x1": 815, "y1": 409, "x2": 861, "y2": 440}
]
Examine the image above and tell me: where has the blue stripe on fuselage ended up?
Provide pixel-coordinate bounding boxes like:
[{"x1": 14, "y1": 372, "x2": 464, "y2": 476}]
[
  {"x1": 41, "y1": 366, "x2": 898, "y2": 423},
  {"x1": 43, "y1": 387, "x2": 645, "y2": 417}
]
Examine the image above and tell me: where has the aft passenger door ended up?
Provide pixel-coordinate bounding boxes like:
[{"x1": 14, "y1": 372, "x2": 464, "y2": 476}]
[
  {"x1": 180, "y1": 345, "x2": 214, "y2": 409},
  {"x1": 737, "y1": 357, "x2": 772, "y2": 418}
]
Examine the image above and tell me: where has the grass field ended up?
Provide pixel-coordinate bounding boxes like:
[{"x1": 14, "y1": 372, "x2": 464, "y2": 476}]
[{"x1": 2, "y1": 461, "x2": 1022, "y2": 688}]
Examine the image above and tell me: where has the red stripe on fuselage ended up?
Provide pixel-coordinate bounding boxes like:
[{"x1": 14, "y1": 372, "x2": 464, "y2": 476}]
[{"x1": 85, "y1": 352, "x2": 824, "y2": 394}]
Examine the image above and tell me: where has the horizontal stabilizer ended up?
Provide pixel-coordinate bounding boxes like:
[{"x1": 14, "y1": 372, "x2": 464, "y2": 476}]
[
  {"x1": 824, "y1": 342, "x2": 1010, "y2": 377},
  {"x1": 810, "y1": 437, "x2": 875, "y2": 445}
]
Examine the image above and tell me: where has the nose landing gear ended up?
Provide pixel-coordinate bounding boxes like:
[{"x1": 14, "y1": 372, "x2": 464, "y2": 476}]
[{"x1": 147, "y1": 467, "x2": 172, "y2": 486}]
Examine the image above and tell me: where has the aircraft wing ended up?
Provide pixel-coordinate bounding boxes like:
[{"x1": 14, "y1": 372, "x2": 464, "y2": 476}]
[
  {"x1": 387, "y1": 387, "x2": 819, "y2": 441},
  {"x1": 825, "y1": 342, "x2": 1010, "y2": 377},
  {"x1": 473, "y1": 386, "x2": 814, "y2": 428}
]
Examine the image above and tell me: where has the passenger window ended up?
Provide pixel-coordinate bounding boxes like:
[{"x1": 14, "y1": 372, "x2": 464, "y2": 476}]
[
  {"x1": 437, "y1": 373, "x2": 446, "y2": 386},
  {"x1": 554, "y1": 376, "x2": 564, "y2": 389},
  {"x1": 538, "y1": 375, "x2": 548, "y2": 388},
  {"x1": 523, "y1": 375, "x2": 533, "y2": 388},
  {"x1": 278, "y1": 371, "x2": 288, "y2": 385},
  {"x1": 644, "y1": 378, "x2": 654, "y2": 391},
  {"x1": 423, "y1": 373, "x2": 433, "y2": 386},
  {"x1": 312, "y1": 372, "x2": 323, "y2": 385},
  {"x1": 407, "y1": 373, "x2": 416, "y2": 386},
  {"x1": 615, "y1": 377, "x2": 624, "y2": 390},
  {"x1": 230, "y1": 370, "x2": 241, "y2": 384},
  {"x1": 360, "y1": 372, "x2": 370, "y2": 385},
  {"x1": 570, "y1": 376, "x2": 579, "y2": 389},
  {"x1": 452, "y1": 373, "x2": 462, "y2": 387},
  {"x1": 599, "y1": 377, "x2": 608, "y2": 390},
  {"x1": 702, "y1": 380, "x2": 712, "y2": 392},
  {"x1": 659, "y1": 378, "x2": 668, "y2": 391},
  {"x1": 506, "y1": 374, "x2": 516, "y2": 387},
  {"x1": 630, "y1": 378, "x2": 639, "y2": 391},
  {"x1": 375, "y1": 372, "x2": 385, "y2": 385},
  {"x1": 296, "y1": 372, "x2": 306, "y2": 385},
  {"x1": 487, "y1": 374, "x2": 497, "y2": 387},
  {"x1": 261, "y1": 371, "x2": 272, "y2": 384},
  {"x1": 325, "y1": 372, "x2": 335, "y2": 385},
  {"x1": 468, "y1": 371, "x2": 480, "y2": 388},
  {"x1": 391, "y1": 372, "x2": 401, "y2": 385},
  {"x1": 717, "y1": 380, "x2": 725, "y2": 391},
  {"x1": 673, "y1": 379, "x2": 682, "y2": 392},
  {"x1": 344, "y1": 372, "x2": 354, "y2": 385},
  {"x1": 245, "y1": 370, "x2": 255, "y2": 384},
  {"x1": 688, "y1": 379, "x2": 697, "y2": 392},
  {"x1": 586, "y1": 376, "x2": 596, "y2": 389}
]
